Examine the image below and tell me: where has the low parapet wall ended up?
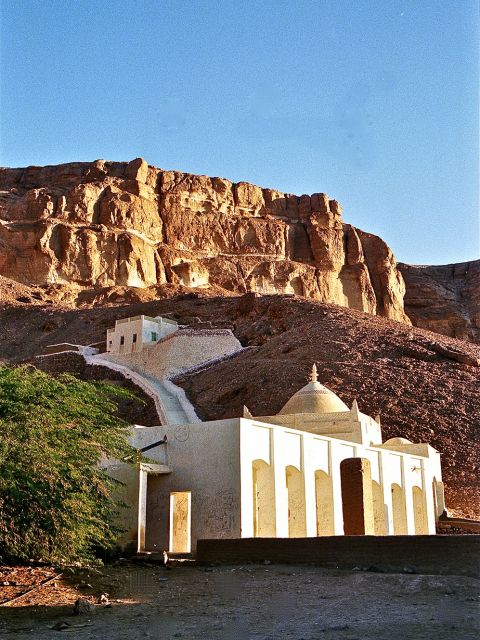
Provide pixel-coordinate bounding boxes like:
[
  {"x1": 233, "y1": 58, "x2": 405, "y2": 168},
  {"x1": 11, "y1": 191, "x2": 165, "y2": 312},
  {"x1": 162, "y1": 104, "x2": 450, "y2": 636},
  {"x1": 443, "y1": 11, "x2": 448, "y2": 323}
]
[{"x1": 196, "y1": 536, "x2": 480, "y2": 577}]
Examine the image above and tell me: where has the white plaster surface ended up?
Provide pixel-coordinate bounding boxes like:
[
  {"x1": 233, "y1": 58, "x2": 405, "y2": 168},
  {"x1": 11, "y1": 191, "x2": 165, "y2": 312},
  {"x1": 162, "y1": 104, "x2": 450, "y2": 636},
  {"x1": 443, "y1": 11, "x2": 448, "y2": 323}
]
[
  {"x1": 84, "y1": 353, "x2": 194, "y2": 425},
  {"x1": 88, "y1": 323, "x2": 242, "y2": 426},
  {"x1": 107, "y1": 315, "x2": 178, "y2": 355},
  {"x1": 109, "y1": 415, "x2": 442, "y2": 551},
  {"x1": 96, "y1": 315, "x2": 444, "y2": 552}
]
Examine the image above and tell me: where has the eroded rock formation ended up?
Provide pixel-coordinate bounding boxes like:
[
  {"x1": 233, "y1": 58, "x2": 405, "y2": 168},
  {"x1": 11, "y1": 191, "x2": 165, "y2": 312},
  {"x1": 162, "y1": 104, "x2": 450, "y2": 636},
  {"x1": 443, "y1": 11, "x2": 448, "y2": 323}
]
[
  {"x1": 0, "y1": 158, "x2": 409, "y2": 322},
  {"x1": 399, "y1": 261, "x2": 480, "y2": 343}
]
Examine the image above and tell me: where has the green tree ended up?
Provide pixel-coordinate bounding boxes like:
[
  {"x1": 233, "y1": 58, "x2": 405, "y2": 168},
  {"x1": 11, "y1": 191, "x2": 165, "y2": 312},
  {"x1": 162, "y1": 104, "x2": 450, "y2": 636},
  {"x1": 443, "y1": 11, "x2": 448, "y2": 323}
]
[{"x1": 0, "y1": 365, "x2": 137, "y2": 565}]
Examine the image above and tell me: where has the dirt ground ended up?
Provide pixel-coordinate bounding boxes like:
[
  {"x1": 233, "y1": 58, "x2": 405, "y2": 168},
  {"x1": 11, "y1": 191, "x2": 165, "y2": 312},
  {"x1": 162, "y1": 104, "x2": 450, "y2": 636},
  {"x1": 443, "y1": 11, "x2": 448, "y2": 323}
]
[{"x1": 0, "y1": 563, "x2": 478, "y2": 640}]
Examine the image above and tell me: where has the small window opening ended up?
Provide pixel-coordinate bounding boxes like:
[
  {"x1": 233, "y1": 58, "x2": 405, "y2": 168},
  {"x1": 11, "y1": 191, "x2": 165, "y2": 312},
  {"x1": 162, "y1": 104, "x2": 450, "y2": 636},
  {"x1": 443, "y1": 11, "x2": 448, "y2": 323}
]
[
  {"x1": 151, "y1": 331, "x2": 158, "y2": 342},
  {"x1": 120, "y1": 336, "x2": 125, "y2": 345},
  {"x1": 133, "y1": 333, "x2": 137, "y2": 343}
]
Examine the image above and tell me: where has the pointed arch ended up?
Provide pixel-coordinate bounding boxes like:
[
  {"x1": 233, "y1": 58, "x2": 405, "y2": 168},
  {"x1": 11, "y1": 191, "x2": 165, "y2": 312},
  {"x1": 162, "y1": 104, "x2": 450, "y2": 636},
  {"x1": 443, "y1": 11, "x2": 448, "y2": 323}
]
[
  {"x1": 252, "y1": 459, "x2": 276, "y2": 537},
  {"x1": 315, "y1": 470, "x2": 335, "y2": 536},
  {"x1": 372, "y1": 480, "x2": 387, "y2": 535},
  {"x1": 412, "y1": 486, "x2": 429, "y2": 534},
  {"x1": 285, "y1": 465, "x2": 306, "y2": 537},
  {"x1": 391, "y1": 483, "x2": 408, "y2": 534}
]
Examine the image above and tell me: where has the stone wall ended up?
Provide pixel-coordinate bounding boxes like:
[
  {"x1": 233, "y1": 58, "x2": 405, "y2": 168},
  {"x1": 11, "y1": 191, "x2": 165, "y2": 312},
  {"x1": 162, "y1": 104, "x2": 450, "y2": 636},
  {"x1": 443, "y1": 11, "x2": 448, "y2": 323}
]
[
  {"x1": 101, "y1": 330, "x2": 242, "y2": 380},
  {"x1": 196, "y1": 535, "x2": 480, "y2": 577}
]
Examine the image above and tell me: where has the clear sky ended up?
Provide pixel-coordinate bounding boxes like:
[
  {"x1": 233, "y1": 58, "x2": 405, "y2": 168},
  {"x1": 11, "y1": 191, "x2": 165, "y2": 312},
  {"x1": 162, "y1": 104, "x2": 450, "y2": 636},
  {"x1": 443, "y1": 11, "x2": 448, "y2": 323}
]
[{"x1": 1, "y1": 0, "x2": 478, "y2": 264}]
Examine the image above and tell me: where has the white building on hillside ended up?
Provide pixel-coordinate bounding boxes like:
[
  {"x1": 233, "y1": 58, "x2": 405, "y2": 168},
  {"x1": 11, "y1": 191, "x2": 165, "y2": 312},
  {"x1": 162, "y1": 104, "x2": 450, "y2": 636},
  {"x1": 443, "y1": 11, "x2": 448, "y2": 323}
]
[
  {"x1": 98, "y1": 313, "x2": 446, "y2": 555},
  {"x1": 106, "y1": 315, "x2": 178, "y2": 354}
]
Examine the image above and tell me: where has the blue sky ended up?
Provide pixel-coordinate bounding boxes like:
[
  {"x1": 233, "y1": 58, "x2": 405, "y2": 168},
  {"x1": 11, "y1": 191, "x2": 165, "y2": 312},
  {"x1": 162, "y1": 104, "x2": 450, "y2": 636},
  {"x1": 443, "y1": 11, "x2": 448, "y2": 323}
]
[{"x1": 1, "y1": 0, "x2": 478, "y2": 264}]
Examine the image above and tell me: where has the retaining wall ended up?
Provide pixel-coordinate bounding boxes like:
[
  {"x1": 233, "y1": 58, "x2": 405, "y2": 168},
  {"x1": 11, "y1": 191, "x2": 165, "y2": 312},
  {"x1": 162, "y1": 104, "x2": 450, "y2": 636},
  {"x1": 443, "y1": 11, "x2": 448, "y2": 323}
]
[
  {"x1": 196, "y1": 535, "x2": 480, "y2": 577},
  {"x1": 101, "y1": 331, "x2": 242, "y2": 380}
]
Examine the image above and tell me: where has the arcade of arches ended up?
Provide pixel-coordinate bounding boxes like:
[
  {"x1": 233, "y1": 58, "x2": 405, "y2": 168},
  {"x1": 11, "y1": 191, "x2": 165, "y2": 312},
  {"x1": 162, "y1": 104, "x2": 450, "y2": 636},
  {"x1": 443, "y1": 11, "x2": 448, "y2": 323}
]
[
  {"x1": 108, "y1": 359, "x2": 445, "y2": 553},
  {"x1": 242, "y1": 366, "x2": 444, "y2": 539}
]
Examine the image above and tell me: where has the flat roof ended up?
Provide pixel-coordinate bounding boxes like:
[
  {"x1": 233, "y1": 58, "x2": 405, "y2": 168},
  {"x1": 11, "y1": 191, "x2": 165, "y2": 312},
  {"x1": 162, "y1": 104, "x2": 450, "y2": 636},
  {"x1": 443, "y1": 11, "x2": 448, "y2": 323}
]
[{"x1": 115, "y1": 315, "x2": 178, "y2": 326}]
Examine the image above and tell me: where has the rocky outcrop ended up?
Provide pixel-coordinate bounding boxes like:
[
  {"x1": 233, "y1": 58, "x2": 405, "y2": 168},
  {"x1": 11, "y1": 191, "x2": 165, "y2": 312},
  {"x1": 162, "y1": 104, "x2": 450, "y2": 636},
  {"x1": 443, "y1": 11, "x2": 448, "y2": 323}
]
[
  {"x1": 399, "y1": 261, "x2": 480, "y2": 343},
  {"x1": 0, "y1": 158, "x2": 410, "y2": 321}
]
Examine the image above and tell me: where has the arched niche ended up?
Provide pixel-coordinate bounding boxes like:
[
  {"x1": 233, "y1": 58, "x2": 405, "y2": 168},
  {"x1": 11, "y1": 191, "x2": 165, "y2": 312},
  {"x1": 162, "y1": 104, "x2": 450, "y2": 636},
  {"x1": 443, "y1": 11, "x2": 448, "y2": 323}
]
[
  {"x1": 391, "y1": 483, "x2": 408, "y2": 535},
  {"x1": 412, "y1": 485, "x2": 429, "y2": 534},
  {"x1": 432, "y1": 477, "x2": 446, "y2": 520},
  {"x1": 372, "y1": 480, "x2": 387, "y2": 536},
  {"x1": 285, "y1": 465, "x2": 306, "y2": 538},
  {"x1": 252, "y1": 459, "x2": 276, "y2": 537},
  {"x1": 315, "y1": 470, "x2": 334, "y2": 536}
]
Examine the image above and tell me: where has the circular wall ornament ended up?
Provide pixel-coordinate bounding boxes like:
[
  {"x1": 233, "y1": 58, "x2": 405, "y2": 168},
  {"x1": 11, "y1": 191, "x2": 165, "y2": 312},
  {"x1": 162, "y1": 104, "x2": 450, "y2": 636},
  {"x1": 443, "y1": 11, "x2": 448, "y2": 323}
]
[{"x1": 174, "y1": 424, "x2": 190, "y2": 442}]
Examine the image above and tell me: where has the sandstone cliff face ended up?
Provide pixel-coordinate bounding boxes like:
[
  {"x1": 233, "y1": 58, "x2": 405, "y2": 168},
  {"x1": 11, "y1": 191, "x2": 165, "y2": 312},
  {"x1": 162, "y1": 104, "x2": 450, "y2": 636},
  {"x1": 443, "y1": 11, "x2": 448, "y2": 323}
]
[
  {"x1": 399, "y1": 261, "x2": 480, "y2": 343},
  {"x1": 0, "y1": 158, "x2": 409, "y2": 321}
]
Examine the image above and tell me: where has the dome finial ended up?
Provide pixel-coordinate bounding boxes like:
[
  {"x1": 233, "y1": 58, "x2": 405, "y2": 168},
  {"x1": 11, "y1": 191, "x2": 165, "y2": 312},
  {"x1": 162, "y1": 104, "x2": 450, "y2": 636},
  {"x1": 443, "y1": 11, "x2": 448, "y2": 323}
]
[{"x1": 278, "y1": 367, "x2": 349, "y2": 416}]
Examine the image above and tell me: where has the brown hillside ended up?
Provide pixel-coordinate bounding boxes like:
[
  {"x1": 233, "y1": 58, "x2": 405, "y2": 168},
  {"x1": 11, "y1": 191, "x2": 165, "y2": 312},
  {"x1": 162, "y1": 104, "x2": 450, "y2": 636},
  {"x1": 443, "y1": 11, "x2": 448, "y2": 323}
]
[{"x1": 0, "y1": 290, "x2": 478, "y2": 519}]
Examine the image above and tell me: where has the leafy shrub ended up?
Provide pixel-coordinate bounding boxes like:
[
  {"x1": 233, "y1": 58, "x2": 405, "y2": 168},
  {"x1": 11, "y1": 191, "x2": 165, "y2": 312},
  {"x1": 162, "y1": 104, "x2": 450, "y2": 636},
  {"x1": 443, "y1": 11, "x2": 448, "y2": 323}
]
[{"x1": 0, "y1": 365, "x2": 137, "y2": 565}]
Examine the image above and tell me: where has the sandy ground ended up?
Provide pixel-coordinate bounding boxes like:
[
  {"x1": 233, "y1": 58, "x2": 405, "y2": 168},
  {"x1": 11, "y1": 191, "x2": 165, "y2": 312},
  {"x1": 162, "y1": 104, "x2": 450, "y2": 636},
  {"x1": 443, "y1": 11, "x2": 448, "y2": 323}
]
[{"x1": 0, "y1": 563, "x2": 478, "y2": 640}]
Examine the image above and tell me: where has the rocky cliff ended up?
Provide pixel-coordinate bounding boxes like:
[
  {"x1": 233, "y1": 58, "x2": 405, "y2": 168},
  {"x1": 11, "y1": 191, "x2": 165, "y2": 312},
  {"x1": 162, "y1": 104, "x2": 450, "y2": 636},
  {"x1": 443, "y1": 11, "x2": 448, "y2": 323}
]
[
  {"x1": 399, "y1": 261, "x2": 480, "y2": 343},
  {"x1": 0, "y1": 158, "x2": 409, "y2": 322}
]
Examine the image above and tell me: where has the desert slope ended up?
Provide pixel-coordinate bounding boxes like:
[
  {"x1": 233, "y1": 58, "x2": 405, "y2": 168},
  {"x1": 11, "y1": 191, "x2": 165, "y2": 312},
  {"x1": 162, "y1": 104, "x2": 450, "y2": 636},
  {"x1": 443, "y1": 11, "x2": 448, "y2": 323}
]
[
  {"x1": 0, "y1": 292, "x2": 478, "y2": 519},
  {"x1": 176, "y1": 295, "x2": 480, "y2": 519}
]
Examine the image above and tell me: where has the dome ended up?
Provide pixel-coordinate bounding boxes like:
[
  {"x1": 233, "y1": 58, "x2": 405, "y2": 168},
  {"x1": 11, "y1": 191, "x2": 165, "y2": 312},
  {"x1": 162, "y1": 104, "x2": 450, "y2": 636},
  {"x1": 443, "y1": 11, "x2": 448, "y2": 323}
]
[
  {"x1": 278, "y1": 365, "x2": 349, "y2": 416},
  {"x1": 384, "y1": 437, "x2": 412, "y2": 446}
]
